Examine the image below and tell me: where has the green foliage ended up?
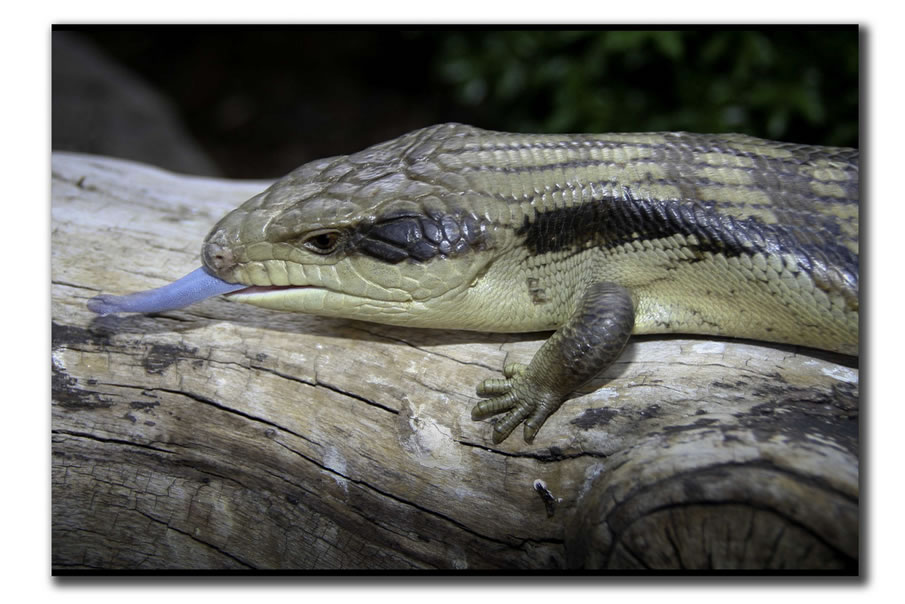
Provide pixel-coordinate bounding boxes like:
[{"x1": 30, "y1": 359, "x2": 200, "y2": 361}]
[{"x1": 434, "y1": 30, "x2": 858, "y2": 147}]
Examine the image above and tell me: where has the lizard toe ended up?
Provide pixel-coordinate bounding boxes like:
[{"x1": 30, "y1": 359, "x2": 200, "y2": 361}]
[{"x1": 471, "y1": 391, "x2": 518, "y2": 420}]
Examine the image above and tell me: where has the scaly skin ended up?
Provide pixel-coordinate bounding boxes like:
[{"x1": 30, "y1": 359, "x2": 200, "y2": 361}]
[{"x1": 199, "y1": 123, "x2": 859, "y2": 443}]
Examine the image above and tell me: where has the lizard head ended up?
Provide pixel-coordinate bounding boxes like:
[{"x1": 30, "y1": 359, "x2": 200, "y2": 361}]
[{"x1": 201, "y1": 125, "x2": 500, "y2": 326}]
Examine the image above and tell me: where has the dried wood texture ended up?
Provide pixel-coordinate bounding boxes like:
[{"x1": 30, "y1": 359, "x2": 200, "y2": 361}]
[{"x1": 51, "y1": 152, "x2": 859, "y2": 571}]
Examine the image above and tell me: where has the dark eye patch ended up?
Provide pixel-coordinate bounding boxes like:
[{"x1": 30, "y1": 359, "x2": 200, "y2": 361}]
[
  {"x1": 353, "y1": 213, "x2": 489, "y2": 264},
  {"x1": 369, "y1": 219, "x2": 424, "y2": 248},
  {"x1": 356, "y1": 238, "x2": 410, "y2": 263}
]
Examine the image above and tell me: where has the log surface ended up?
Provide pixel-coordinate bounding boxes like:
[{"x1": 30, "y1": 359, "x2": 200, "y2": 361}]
[{"x1": 51, "y1": 152, "x2": 859, "y2": 571}]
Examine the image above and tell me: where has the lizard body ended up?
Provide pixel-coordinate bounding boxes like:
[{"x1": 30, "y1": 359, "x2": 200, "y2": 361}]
[{"x1": 89, "y1": 123, "x2": 859, "y2": 443}]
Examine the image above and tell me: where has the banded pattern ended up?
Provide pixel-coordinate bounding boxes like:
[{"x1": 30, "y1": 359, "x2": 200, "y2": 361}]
[{"x1": 404, "y1": 126, "x2": 858, "y2": 252}]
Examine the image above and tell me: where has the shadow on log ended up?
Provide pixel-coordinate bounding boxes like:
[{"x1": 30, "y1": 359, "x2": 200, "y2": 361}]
[{"x1": 51, "y1": 152, "x2": 859, "y2": 571}]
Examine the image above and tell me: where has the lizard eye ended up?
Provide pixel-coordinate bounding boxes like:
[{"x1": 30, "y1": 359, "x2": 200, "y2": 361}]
[{"x1": 302, "y1": 230, "x2": 342, "y2": 254}]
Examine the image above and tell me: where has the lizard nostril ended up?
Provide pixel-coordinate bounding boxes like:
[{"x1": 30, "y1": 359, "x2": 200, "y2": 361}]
[{"x1": 202, "y1": 239, "x2": 235, "y2": 274}]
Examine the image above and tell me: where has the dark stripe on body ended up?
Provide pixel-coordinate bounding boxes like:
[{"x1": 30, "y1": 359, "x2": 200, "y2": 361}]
[{"x1": 515, "y1": 189, "x2": 859, "y2": 293}]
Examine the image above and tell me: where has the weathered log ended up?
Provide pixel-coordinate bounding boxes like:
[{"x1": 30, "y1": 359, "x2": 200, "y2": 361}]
[{"x1": 51, "y1": 152, "x2": 859, "y2": 571}]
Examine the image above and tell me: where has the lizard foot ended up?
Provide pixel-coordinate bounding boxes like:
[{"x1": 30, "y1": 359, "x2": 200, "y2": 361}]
[
  {"x1": 472, "y1": 363, "x2": 564, "y2": 444},
  {"x1": 470, "y1": 281, "x2": 635, "y2": 445}
]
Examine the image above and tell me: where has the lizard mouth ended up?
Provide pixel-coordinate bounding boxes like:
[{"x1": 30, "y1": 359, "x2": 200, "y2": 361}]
[
  {"x1": 86, "y1": 264, "x2": 412, "y2": 317},
  {"x1": 226, "y1": 285, "x2": 301, "y2": 296},
  {"x1": 86, "y1": 267, "x2": 323, "y2": 316}
]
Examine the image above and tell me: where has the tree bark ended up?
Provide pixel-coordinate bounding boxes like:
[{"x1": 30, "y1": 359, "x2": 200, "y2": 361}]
[{"x1": 51, "y1": 152, "x2": 859, "y2": 571}]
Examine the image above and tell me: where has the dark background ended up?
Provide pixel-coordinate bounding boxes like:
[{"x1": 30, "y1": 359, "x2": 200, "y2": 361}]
[{"x1": 52, "y1": 27, "x2": 859, "y2": 179}]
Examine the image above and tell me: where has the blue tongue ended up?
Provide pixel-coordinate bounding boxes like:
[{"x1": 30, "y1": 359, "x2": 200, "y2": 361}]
[{"x1": 87, "y1": 267, "x2": 247, "y2": 316}]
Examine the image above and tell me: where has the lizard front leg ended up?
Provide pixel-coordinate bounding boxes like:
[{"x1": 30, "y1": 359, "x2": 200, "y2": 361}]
[{"x1": 472, "y1": 281, "x2": 635, "y2": 443}]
